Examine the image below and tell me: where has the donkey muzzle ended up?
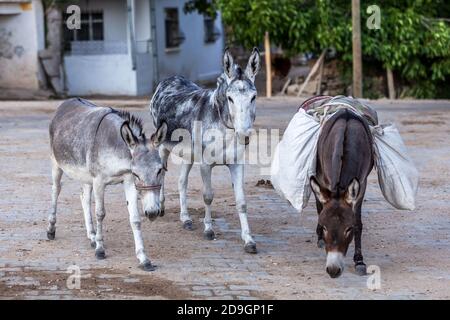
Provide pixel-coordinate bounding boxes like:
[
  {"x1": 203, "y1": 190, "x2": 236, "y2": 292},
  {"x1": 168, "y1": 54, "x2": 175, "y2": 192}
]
[
  {"x1": 326, "y1": 265, "x2": 343, "y2": 278},
  {"x1": 326, "y1": 251, "x2": 345, "y2": 278},
  {"x1": 145, "y1": 209, "x2": 162, "y2": 221}
]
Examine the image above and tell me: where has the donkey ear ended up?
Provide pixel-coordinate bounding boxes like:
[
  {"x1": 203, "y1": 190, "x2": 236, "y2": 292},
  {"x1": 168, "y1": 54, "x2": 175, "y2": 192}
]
[
  {"x1": 245, "y1": 47, "x2": 261, "y2": 81},
  {"x1": 223, "y1": 48, "x2": 234, "y2": 79},
  {"x1": 310, "y1": 176, "x2": 329, "y2": 204},
  {"x1": 121, "y1": 122, "x2": 137, "y2": 150},
  {"x1": 345, "y1": 178, "x2": 360, "y2": 206},
  {"x1": 151, "y1": 121, "x2": 167, "y2": 147}
]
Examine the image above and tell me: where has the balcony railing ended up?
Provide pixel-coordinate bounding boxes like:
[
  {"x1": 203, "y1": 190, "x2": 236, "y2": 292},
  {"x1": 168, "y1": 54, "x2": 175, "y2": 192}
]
[
  {"x1": 67, "y1": 40, "x2": 152, "y2": 56},
  {"x1": 69, "y1": 41, "x2": 128, "y2": 55}
]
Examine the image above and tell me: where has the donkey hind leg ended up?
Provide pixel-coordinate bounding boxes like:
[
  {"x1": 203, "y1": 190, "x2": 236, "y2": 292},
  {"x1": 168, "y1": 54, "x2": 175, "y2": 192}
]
[
  {"x1": 47, "y1": 163, "x2": 63, "y2": 240},
  {"x1": 353, "y1": 202, "x2": 367, "y2": 275},
  {"x1": 80, "y1": 184, "x2": 96, "y2": 248},
  {"x1": 124, "y1": 176, "x2": 154, "y2": 271},
  {"x1": 92, "y1": 178, "x2": 107, "y2": 259},
  {"x1": 315, "y1": 198, "x2": 325, "y2": 249},
  {"x1": 200, "y1": 164, "x2": 215, "y2": 240},
  {"x1": 158, "y1": 146, "x2": 170, "y2": 217},
  {"x1": 228, "y1": 164, "x2": 257, "y2": 254},
  {"x1": 179, "y1": 162, "x2": 194, "y2": 230}
]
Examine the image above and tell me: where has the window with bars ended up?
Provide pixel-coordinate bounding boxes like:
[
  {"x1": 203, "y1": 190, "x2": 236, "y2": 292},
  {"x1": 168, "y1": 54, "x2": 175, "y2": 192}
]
[
  {"x1": 204, "y1": 16, "x2": 220, "y2": 43},
  {"x1": 63, "y1": 11, "x2": 104, "y2": 50},
  {"x1": 165, "y1": 8, "x2": 185, "y2": 49}
]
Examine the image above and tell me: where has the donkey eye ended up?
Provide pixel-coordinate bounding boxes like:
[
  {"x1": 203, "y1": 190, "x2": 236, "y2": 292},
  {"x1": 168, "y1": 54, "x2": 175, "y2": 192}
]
[
  {"x1": 345, "y1": 227, "x2": 353, "y2": 236},
  {"x1": 227, "y1": 96, "x2": 234, "y2": 104}
]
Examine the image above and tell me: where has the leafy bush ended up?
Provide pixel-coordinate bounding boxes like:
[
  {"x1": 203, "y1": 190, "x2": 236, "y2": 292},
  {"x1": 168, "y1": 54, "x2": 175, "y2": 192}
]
[{"x1": 185, "y1": 0, "x2": 450, "y2": 98}]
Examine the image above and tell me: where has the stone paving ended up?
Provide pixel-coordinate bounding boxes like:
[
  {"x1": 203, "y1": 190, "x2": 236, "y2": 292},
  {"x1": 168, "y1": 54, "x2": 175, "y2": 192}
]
[{"x1": 0, "y1": 97, "x2": 449, "y2": 299}]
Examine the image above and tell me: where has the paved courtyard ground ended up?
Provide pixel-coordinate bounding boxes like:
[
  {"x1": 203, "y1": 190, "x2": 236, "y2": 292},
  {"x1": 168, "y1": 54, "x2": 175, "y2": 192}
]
[{"x1": 0, "y1": 97, "x2": 449, "y2": 299}]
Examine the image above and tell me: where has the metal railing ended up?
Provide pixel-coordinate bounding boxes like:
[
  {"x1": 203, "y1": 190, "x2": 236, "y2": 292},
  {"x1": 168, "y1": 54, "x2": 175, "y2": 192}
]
[
  {"x1": 68, "y1": 40, "x2": 152, "y2": 55},
  {"x1": 69, "y1": 41, "x2": 128, "y2": 55}
]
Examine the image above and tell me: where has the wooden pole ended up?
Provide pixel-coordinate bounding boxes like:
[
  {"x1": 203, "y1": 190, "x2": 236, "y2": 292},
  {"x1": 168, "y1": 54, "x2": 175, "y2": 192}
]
[
  {"x1": 264, "y1": 31, "x2": 272, "y2": 98},
  {"x1": 386, "y1": 68, "x2": 395, "y2": 99},
  {"x1": 352, "y1": 0, "x2": 363, "y2": 98},
  {"x1": 281, "y1": 77, "x2": 292, "y2": 95},
  {"x1": 316, "y1": 57, "x2": 324, "y2": 95}
]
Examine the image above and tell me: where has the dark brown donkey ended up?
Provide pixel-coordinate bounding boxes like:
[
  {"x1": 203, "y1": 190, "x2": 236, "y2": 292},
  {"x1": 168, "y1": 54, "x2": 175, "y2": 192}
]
[{"x1": 310, "y1": 109, "x2": 374, "y2": 278}]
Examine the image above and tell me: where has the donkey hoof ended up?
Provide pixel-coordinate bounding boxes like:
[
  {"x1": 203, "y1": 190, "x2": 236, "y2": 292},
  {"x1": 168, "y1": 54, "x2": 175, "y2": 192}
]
[
  {"x1": 244, "y1": 242, "x2": 257, "y2": 254},
  {"x1": 183, "y1": 220, "x2": 193, "y2": 231},
  {"x1": 159, "y1": 208, "x2": 165, "y2": 217},
  {"x1": 355, "y1": 263, "x2": 367, "y2": 276},
  {"x1": 317, "y1": 239, "x2": 325, "y2": 249},
  {"x1": 203, "y1": 230, "x2": 215, "y2": 240},
  {"x1": 139, "y1": 261, "x2": 156, "y2": 272},
  {"x1": 95, "y1": 249, "x2": 106, "y2": 260},
  {"x1": 47, "y1": 231, "x2": 55, "y2": 240}
]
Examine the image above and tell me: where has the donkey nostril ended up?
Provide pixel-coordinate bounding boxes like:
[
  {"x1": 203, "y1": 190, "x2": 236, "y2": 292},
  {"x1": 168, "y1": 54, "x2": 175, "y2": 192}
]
[
  {"x1": 327, "y1": 266, "x2": 342, "y2": 278},
  {"x1": 145, "y1": 210, "x2": 159, "y2": 220}
]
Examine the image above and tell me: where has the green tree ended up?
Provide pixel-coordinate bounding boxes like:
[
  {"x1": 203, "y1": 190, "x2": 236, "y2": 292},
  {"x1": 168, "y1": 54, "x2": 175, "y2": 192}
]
[{"x1": 185, "y1": 0, "x2": 450, "y2": 98}]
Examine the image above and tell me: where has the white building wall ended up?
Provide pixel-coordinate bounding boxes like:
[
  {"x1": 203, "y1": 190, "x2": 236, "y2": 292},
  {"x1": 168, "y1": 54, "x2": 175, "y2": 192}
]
[
  {"x1": 136, "y1": 53, "x2": 152, "y2": 95},
  {"x1": 0, "y1": 0, "x2": 44, "y2": 90},
  {"x1": 154, "y1": 0, "x2": 224, "y2": 82},
  {"x1": 64, "y1": 0, "x2": 136, "y2": 96},
  {"x1": 135, "y1": 0, "x2": 150, "y2": 43},
  {"x1": 63, "y1": 0, "x2": 224, "y2": 96},
  {"x1": 64, "y1": 54, "x2": 137, "y2": 96}
]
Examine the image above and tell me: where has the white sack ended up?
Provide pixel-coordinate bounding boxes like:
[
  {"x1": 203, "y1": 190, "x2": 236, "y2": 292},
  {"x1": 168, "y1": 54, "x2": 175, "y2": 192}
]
[
  {"x1": 271, "y1": 109, "x2": 320, "y2": 212},
  {"x1": 372, "y1": 124, "x2": 419, "y2": 210},
  {"x1": 271, "y1": 108, "x2": 418, "y2": 213}
]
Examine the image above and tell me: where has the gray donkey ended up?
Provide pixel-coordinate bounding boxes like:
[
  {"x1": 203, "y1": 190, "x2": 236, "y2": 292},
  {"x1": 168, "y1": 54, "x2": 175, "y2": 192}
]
[
  {"x1": 48, "y1": 98, "x2": 167, "y2": 271},
  {"x1": 150, "y1": 48, "x2": 261, "y2": 253}
]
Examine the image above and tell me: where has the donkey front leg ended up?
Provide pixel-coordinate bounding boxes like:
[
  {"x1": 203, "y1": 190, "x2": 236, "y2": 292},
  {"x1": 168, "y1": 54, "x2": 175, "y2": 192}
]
[
  {"x1": 315, "y1": 198, "x2": 325, "y2": 249},
  {"x1": 124, "y1": 176, "x2": 154, "y2": 271},
  {"x1": 158, "y1": 146, "x2": 170, "y2": 216},
  {"x1": 179, "y1": 162, "x2": 194, "y2": 230},
  {"x1": 80, "y1": 184, "x2": 96, "y2": 247},
  {"x1": 92, "y1": 178, "x2": 107, "y2": 259},
  {"x1": 200, "y1": 164, "x2": 215, "y2": 240},
  {"x1": 228, "y1": 164, "x2": 257, "y2": 254},
  {"x1": 47, "y1": 162, "x2": 63, "y2": 240},
  {"x1": 353, "y1": 202, "x2": 367, "y2": 275}
]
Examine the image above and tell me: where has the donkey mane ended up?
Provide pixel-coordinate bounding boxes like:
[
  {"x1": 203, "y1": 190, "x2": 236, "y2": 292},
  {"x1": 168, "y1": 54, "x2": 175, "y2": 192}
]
[
  {"x1": 116, "y1": 110, "x2": 146, "y2": 140},
  {"x1": 214, "y1": 64, "x2": 248, "y2": 94},
  {"x1": 213, "y1": 74, "x2": 229, "y2": 106},
  {"x1": 235, "y1": 66, "x2": 244, "y2": 80}
]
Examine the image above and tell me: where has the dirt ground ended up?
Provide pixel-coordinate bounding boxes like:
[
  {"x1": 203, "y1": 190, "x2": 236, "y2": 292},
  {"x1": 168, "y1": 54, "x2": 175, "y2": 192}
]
[{"x1": 0, "y1": 97, "x2": 449, "y2": 300}]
